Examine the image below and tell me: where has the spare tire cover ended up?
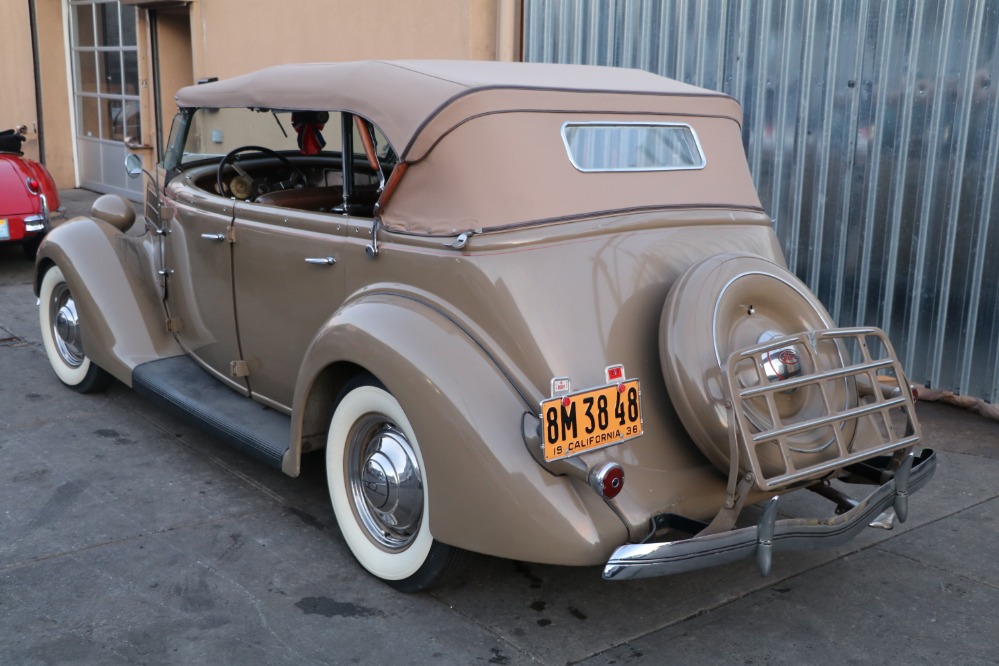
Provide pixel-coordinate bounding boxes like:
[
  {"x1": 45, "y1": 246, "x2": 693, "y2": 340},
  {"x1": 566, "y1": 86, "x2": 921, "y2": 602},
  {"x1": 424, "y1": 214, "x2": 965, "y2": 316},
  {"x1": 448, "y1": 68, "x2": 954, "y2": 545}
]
[{"x1": 659, "y1": 253, "x2": 857, "y2": 478}]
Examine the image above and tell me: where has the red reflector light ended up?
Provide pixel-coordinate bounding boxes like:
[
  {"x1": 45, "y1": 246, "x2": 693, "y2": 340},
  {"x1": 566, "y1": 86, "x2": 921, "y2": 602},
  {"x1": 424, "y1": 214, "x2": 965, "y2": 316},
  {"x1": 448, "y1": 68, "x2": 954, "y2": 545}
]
[
  {"x1": 590, "y1": 463, "x2": 625, "y2": 499},
  {"x1": 25, "y1": 177, "x2": 40, "y2": 195}
]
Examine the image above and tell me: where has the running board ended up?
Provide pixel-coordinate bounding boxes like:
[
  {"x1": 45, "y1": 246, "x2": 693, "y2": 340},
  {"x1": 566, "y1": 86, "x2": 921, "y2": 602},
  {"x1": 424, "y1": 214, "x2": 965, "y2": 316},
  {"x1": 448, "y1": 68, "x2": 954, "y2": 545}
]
[{"x1": 132, "y1": 356, "x2": 290, "y2": 470}]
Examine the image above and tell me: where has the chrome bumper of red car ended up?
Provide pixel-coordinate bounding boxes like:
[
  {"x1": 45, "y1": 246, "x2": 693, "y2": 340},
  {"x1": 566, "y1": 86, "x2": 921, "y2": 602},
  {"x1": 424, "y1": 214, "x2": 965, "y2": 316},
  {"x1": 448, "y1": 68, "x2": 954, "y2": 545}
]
[
  {"x1": 24, "y1": 213, "x2": 47, "y2": 232},
  {"x1": 24, "y1": 193, "x2": 50, "y2": 232},
  {"x1": 603, "y1": 448, "x2": 936, "y2": 581}
]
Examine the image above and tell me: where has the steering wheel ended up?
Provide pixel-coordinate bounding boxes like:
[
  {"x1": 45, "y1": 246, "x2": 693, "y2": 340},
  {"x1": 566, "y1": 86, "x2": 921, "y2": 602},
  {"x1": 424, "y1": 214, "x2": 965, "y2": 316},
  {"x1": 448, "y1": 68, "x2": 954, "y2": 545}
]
[{"x1": 216, "y1": 145, "x2": 307, "y2": 200}]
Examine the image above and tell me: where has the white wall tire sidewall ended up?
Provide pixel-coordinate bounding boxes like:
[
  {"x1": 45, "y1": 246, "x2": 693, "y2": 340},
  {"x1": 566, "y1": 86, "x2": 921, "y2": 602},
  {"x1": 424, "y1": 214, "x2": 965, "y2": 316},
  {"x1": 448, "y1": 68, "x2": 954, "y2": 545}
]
[
  {"x1": 327, "y1": 385, "x2": 433, "y2": 581},
  {"x1": 39, "y1": 266, "x2": 92, "y2": 387}
]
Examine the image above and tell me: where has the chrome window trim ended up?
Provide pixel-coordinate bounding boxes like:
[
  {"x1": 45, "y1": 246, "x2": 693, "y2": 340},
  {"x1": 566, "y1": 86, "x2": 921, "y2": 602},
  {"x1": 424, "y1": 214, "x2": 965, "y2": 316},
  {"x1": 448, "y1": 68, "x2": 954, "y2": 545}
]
[{"x1": 560, "y1": 121, "x2": 707, "y2": 173}]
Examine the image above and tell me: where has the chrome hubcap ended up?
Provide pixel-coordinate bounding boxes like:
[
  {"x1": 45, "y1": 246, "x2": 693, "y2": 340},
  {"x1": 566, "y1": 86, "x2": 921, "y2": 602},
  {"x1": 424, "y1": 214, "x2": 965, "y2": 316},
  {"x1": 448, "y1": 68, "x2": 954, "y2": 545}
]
[
  {"x1": 50, "y1": 284, "x2": 84, "y2": 368},
  {"x1": 349, "y1": 418, "x2": 423, "y2": 550},
  {"x1": 758, "y1": 330, "x2": 803, "y2": 387},
  {"x1": 752, "y1": 329, "x2": 843, "y2": 455}
]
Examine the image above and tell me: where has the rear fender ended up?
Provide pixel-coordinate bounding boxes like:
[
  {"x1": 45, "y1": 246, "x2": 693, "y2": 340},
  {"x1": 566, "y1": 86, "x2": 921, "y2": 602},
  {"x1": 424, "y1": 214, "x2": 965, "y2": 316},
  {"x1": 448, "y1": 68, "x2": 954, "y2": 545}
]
[
  {"x1": 34, "y1": 217, "x2": 182, "y2": 385},
  {"x1": 290, "y1": 294, "x2": 628, "y2": 565},
  {"x1": 25, "y1": 159, "x2": 61, "y2": 211}
]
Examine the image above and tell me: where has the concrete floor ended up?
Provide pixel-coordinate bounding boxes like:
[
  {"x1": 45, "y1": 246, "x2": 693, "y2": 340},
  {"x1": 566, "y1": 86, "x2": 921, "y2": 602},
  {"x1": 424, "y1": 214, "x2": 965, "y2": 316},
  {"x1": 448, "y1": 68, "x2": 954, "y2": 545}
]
[{"x1": 1, "y1": 191, "x2": 997, "y2": 665}]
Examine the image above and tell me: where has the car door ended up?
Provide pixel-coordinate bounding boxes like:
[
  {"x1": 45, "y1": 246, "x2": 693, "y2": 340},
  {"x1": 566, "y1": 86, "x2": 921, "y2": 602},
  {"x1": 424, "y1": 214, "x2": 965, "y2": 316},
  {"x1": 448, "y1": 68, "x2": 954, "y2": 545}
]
[
  {"x1": 230, "y1": 201, "x2": 348, "y2": 412},
  {"x1": 162, "y1": 179, "x2": 249, "y2": 394}
]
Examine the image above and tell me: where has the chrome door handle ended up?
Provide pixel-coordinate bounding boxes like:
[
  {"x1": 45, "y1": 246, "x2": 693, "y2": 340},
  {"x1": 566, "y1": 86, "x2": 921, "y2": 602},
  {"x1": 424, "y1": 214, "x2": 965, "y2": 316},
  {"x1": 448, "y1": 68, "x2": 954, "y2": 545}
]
[
  {"x1": 201, "y1": 233, "x2": 226, "y2": 241},
  {"x1": 304, "y1": 256, "x2": 336, "y2": 265}
]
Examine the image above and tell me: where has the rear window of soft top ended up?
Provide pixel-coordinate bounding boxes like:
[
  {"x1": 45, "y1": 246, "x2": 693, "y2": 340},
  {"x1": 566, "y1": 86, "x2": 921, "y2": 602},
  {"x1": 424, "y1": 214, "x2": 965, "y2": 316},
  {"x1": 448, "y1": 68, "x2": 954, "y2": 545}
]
[{"x1": 561, "y1": 122, "x2": 705, "y2": 172}]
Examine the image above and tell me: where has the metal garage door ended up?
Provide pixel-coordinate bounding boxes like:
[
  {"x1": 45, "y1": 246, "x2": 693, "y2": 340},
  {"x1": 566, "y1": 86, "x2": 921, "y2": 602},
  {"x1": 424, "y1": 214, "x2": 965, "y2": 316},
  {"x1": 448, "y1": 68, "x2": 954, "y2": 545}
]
[{"x1": 524, "y1": 0, "x2": 999, "y2": 401}]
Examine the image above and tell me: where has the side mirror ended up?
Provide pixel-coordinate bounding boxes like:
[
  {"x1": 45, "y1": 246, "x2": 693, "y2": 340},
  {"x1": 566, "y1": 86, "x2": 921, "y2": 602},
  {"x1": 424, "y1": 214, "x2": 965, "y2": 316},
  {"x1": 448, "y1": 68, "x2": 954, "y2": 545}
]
[{"x1": 125, "y1": 153, "x2": 143, "y2": 179}]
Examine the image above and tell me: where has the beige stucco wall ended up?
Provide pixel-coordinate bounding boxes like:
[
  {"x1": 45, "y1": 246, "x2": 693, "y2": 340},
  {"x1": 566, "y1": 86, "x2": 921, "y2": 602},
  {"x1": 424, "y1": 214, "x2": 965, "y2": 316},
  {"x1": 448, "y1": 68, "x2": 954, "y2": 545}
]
[
  {"x1": 0, "y1": 0, "x2": 75, "y2": 187},
  {"x1": 5, "y1": 0, "x2": 514, "y2": 191},
  {"x1": 0, "y1": 1, "x2": 41, "y2": 162},
  {"x1": 36, "y1": 0, "x2": 75, "y2": 186},
  {"x1": 155, "y1": 9, "x2": 194, "y2": 120},
  {"x1": 188, "y1": 0, "x2": 501, "y2": 82}
]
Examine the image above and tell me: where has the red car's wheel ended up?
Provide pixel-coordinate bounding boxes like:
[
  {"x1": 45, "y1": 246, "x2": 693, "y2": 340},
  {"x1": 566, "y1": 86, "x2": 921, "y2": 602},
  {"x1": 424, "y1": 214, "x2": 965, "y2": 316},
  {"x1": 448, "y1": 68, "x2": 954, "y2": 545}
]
[{"x1": 39, "y1": 266, "x2": 113, "y2": 393}]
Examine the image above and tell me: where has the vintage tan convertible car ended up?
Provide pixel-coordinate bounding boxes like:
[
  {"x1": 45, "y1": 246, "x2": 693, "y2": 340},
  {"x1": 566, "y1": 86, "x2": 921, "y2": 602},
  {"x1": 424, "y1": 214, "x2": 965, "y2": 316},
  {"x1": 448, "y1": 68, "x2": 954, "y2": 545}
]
[{"x1": 35, "y1": 61, "x2": 935, "y2": 591}]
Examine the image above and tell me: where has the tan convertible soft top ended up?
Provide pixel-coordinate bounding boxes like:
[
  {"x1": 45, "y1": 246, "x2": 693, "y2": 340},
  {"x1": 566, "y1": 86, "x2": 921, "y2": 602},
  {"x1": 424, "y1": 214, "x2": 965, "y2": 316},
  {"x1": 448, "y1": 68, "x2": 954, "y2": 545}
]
[
  {"x1": 178, "y1": 61, "x2": 760, "y2": 233},
  {"x1": 175, "y1": 60, "x2": 742, "y2": 161}
]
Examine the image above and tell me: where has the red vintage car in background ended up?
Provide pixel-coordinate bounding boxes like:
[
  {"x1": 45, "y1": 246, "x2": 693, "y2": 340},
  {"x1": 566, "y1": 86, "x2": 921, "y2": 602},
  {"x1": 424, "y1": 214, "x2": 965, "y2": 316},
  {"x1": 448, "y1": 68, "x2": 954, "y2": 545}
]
[{"x1": 0, "y1": 127, "x2": 61, "y2": 259}]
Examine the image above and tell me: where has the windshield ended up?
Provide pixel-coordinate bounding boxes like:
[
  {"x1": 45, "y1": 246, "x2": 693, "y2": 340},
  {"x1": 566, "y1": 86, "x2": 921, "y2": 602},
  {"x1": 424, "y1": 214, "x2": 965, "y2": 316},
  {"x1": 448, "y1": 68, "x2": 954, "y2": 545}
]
[{"x1": 178, "y1": 108, "x2": 396, "y2": 166}]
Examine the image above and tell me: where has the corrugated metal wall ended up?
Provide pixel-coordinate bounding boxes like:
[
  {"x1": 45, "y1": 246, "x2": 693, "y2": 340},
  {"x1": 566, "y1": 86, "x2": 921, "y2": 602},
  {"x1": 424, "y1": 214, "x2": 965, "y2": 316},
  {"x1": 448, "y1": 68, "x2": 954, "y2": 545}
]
[{"x1": 524, "y1": 0, "x2": 999, "y2": 401}]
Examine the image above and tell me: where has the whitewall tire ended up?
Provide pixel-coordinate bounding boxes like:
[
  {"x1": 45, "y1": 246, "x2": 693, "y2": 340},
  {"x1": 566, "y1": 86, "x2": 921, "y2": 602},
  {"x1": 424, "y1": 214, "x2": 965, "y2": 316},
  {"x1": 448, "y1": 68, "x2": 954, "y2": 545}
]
[
  {"x1": 39, "y1": 266, "x2": 112, "y2": 393},
  {"x1": 326, "y1": 379, "x2": 467, "y2": 591}
]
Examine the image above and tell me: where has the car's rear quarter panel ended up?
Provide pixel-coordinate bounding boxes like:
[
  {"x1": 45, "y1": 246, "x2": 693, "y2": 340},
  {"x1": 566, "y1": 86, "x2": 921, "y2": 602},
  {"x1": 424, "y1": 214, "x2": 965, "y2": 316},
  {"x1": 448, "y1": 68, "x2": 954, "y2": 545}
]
[
  {"x1": 294, "y1": 293, "x2": 630, "y2": 564},
  {"x1": 324, "y1": 212, "x2": 785, "y2": 556}
]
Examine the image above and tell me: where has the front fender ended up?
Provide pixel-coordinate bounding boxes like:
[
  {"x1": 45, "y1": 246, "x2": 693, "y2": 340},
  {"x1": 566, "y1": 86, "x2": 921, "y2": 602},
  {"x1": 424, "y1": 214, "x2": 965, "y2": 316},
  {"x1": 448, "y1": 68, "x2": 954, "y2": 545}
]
[
  {"x1": 290, "y1": 294, "x2": 629, "y2": 565},
  {"x1": 34, "y1": 217, "x2": 183, "y2": 385}
]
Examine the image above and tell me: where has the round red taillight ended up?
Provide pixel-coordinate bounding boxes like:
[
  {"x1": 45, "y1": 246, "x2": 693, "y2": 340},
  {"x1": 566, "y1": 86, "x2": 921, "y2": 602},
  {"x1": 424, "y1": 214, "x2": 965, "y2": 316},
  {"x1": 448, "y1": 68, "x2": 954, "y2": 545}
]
[
  {"x1": 25, "y1": 177, "x2": 40, "y2": 195},
  {"x1": 589, "y1": 463, "x2": 625, "y2": 499}
]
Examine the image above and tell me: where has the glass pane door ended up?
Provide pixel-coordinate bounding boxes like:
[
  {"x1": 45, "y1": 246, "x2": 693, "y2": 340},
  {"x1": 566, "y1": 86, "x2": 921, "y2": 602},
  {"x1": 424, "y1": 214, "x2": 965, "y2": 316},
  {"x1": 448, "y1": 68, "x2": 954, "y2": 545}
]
[{"x1": 70, "y1": 0, "x2": 143, "y2": 200}]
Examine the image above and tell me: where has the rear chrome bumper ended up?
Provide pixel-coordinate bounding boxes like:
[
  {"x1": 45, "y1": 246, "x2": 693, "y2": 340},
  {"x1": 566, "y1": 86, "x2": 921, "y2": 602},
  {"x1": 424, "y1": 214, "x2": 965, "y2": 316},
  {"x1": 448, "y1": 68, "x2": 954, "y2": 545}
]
[
  {"x1": 23, "y1": 193, "x2": 52, "y2": 233},
  {"x1": 603, "y1": 448, "x2": 936, "y2": 581}
]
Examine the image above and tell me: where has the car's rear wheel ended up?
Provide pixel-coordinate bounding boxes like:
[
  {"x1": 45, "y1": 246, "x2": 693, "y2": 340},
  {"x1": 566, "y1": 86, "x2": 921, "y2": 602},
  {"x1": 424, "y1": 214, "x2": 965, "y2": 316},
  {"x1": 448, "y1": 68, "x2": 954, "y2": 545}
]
[
  {"x1": 326, "y1": 377, "x2": 467, "y2": 592},
  {"x1": 39, "y1": 266, "x2": 113, "y2": 393}
]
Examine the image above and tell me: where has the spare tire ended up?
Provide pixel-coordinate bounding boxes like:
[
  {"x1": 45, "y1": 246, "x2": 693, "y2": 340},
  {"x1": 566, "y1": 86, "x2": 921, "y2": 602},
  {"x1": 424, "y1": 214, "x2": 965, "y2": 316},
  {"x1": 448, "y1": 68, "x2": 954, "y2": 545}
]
[{"x1": 659, "y1": 253, "x2": 857, "y2": 480}]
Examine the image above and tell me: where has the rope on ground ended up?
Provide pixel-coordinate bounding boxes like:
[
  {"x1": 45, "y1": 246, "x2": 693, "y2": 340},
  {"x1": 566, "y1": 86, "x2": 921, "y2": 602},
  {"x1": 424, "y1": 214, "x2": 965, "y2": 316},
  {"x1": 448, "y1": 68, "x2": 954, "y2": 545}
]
[{"x1": 914, "y1": 386, "x2": 999, "y2": 422}]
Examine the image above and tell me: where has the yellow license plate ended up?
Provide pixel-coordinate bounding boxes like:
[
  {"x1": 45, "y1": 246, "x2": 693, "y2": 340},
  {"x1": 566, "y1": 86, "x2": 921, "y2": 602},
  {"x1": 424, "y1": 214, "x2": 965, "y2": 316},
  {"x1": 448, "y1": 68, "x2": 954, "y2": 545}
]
[
  {"x1": 0, "y1": 218, "x2": 8, "y2": 240},
  {"x1": 541, "y1": 380, "x2": 643, "y2": 462}
]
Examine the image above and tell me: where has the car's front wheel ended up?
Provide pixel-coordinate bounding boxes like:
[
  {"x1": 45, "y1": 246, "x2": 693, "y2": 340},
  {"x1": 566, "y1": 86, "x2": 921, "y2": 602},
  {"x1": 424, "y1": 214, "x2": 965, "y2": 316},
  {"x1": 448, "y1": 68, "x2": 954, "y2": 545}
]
[
  {"x1": 326, "y1": 378, "x2": 467, "y2": 592},
  {"x1": 38, "y1": 266, "x2": 113, "y2": 393}
]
